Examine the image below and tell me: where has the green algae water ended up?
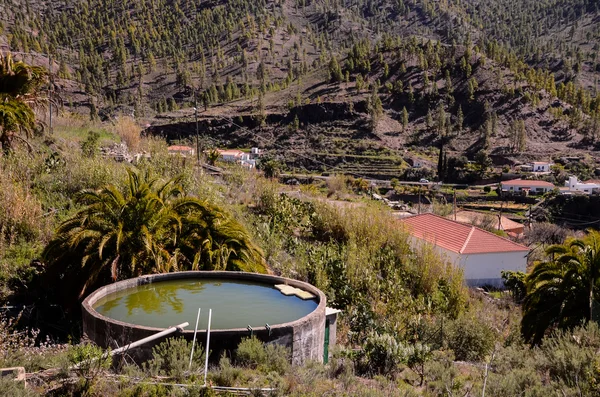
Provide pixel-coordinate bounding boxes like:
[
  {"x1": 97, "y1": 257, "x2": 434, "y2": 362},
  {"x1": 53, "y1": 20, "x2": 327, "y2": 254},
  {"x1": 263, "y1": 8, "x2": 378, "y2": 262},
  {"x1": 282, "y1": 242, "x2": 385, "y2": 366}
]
[{"x1": 93, "y1": 278, "x2": 318, "y2": 330}]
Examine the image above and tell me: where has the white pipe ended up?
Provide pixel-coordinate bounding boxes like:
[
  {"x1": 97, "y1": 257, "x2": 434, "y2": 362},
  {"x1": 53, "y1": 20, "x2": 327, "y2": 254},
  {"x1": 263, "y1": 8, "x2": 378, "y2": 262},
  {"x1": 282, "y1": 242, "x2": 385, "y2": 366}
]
[
  {"x1": 70, "y1": 322, "x2": 189, "y2": 371},
  {"x1": 110, "y1": 322, "x2": 189, "y2": 356},
  {"x1": 189, "y1": 308, "x2": 201, "y2": 371},
  {"x1": 203, "y1": 309, "x2": 212, "y2": 386}
]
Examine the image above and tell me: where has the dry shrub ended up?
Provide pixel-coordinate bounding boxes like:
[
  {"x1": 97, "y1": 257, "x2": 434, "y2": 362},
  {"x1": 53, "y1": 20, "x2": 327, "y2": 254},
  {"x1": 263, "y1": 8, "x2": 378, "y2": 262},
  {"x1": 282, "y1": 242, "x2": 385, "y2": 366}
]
[
  {"x1": 326, "y1": 174, "x2": 348, "y2": 198},
  {"x1": 52, "y1": 111, "x2": 102, "y2": 130},
  {"x1": 0, "y1": 171, "x2": 50, "y2": 244},
  {"x1": 113, "y1": 116, "x2": 141, "y2": 151},
  {"x1": 0, "y1": 314, "x2": 68, "y2": 370}
]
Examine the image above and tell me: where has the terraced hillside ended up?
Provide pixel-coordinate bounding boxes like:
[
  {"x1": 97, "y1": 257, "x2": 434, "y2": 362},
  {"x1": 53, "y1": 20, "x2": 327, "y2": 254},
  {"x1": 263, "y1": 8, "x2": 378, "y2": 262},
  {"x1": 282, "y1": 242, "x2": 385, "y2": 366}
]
[{"x1": 2, "y1": 0, "x2": 600, "y2": 177}]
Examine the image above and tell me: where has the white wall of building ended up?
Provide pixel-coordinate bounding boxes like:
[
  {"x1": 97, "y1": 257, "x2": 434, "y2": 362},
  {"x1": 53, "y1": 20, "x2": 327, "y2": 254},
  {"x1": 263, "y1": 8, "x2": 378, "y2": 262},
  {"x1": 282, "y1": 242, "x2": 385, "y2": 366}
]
[
  {"x1": 408, "y1": 237, "x2": 528, "y2": 288},
  {"x1": 531, "y1": 163, "x2": 551, "y2": 172},
  {"x1": 501, "y1": 182, "x2": 553, "y2": 194},
  {"x1": 444, "y1": 250, "x2": 528, "y2": 287},
  {"x1": 566, "y1": 176, "x2": 600, "y2": 195},
  {"x1": 221, "y1": 154, "x2": 239, "y2": 162}
]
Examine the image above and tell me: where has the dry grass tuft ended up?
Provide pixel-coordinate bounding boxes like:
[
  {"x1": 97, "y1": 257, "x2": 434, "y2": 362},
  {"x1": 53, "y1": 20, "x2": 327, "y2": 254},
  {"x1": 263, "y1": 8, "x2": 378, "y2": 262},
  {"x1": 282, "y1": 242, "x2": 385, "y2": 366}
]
[
  {"x1": 0, "y1": 170, "x2": 51, "y2": 245},
  {"x1": 113, "y1": 116, "x2": 141, "y2": 152}
]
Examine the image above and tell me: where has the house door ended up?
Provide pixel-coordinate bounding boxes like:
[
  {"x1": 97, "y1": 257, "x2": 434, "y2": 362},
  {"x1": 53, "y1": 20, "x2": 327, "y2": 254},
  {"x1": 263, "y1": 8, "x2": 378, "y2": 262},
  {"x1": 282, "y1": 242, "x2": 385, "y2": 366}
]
[{"x1": 323, "y1": 319, "x2": 330, "y2": 364}]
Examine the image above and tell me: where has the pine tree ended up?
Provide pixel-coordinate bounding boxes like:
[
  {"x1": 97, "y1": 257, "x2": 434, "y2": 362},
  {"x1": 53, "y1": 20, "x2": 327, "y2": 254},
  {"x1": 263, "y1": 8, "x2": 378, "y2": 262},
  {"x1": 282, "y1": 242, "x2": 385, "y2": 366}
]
[
  {"x1": 367, "y1": 85, "x2": 383, "y2": 131},
  {"x1": 328, "y1": 56, "x2": 343, "y2": 82},
  {"x1": 510, "y1": 119, "x2": 527, "y2": 152},
  {"x1": 436, "y1": 103, "x2": 446, "y2": 136},
  {"x1": 401, "y1": 106, "x2": 409, "y2": 132},
  {"x1": 456, "y1": 105, "x2": 464, "y2": 133},
  {"x1": 256, "y1": 92, "x2": 266, "y2": 127},
  {"x1": 437, "y1": 143, "x2": 445, "y2": 181}
]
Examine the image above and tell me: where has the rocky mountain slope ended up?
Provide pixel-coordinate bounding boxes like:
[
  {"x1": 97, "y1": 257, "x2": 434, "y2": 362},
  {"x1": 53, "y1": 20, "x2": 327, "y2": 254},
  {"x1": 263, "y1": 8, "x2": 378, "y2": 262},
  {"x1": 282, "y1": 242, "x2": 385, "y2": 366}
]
[{"x1": 2, "y1": 0, "x2": 600, "y2": 177}]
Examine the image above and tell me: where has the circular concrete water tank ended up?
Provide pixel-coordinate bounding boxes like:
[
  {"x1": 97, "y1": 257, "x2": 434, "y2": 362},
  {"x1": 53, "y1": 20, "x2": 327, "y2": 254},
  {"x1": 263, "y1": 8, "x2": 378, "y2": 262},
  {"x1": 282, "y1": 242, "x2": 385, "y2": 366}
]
[{"x1": 82, "y1": 271, "x2": 326, "y2": 364}]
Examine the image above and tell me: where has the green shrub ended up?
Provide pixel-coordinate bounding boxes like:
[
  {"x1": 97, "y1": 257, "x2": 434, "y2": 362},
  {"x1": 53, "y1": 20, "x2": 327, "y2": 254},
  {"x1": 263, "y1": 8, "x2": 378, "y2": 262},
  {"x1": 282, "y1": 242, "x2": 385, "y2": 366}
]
[
  {"x1": 355, "y1": 332, "x2": 405, "y2": 376},
  {"x1": 424, "y1": 350, "x2": 466, "y2": 396},
  {"x1": 210, "y1": 355, "x2": 245, "y2": 387},
  {"x1": 236, "y1": 337, "x2": 267, "y2": 367},
  {"x1": 485, "y1": 346, "x2": 548, "y2": 397},
  {"x1": 145, "y1": 337, "x2": 204, "y2": 381},
  {"x1": 501, "y1": 270, "x2": 527, "y2": 302},
  {"x1": 235, "y1": 337, "x2": 290, "y2": 375},
  {"x1": 81, "y1": 131, "x2": 101, "y2": 157},
  {"x1": 446, "y1": 315, "x2": 496, "y2": 361},
  {"x1": 0, "y1": 377, "x2": 37, "y2": 397},
  {"x1": 536, "y1": 322, "x2": 600, "y2": 392},
  {"x1": 67, "y1": 343, "x2": 112, "y2": 380}
]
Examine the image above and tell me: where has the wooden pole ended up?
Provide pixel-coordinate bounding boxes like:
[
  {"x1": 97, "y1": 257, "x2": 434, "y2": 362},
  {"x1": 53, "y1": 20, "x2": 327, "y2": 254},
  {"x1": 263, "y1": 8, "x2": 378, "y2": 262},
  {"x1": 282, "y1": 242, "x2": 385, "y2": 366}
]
[{"x1": 453, "y1": 189, "x2": 457, "y2": 221}]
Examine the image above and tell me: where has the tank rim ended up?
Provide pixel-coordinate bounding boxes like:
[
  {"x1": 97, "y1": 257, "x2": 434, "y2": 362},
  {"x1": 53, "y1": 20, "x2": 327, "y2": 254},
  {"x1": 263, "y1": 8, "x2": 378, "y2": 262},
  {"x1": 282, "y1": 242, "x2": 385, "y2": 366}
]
[{"x1": 82, "y1": 270, "x2": 327, "y2": 334}]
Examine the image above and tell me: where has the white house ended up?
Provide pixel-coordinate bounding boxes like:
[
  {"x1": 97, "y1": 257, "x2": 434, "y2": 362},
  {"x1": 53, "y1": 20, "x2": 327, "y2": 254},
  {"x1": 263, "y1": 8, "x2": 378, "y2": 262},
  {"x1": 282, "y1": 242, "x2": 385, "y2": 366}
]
[
  {"x1": 217, "y1": 149, "x2": 256, "y2": 169},
  {"x1": 501, "y1": 179, "x2": 555, "y2": 195},
  {"x1": 530, "y1": 161, "x2": 552, "y2": 173},
  {"x1": 250, "y1": 147, "x2": 262, "y2": 159},
  {"x1": 168, "y1": 145, "x2": 195, "y2": 157},
  {"x1": 401, "y1": 214, "x2": 529, "y2": 288},
  {"x1": 406, "y1": 157, "x2": 433, "y2": 169},
  {"x1": 565, "y1": 176, "x2": 600, "y2": 195}
]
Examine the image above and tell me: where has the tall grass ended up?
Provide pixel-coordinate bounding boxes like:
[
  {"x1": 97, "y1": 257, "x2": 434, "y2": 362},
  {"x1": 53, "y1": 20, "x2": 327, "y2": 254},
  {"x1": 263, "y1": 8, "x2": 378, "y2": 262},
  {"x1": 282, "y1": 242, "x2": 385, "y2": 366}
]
[
  {"x1": 0, "y1": 157, "x2": 52, "y2": 245},
  {"x1": 113, "y1": 116, "x2": 141, "y2": 152},
  {"x1": 252, "y1": 184, "x2": 468, "y2": 343}
]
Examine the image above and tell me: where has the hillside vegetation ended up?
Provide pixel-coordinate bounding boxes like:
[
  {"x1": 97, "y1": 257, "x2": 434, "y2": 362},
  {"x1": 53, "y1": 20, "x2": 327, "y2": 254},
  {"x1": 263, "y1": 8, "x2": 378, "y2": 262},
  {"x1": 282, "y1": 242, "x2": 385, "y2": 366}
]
[
  {"x1": 1, "y1": 118, "x2": 600, "y2": 396},
  {"x1": 1, "y1": 53, "x2": 600, "y2": 395},
  {"x1": 2, "y1": 0, "x2": 600, "y2": 171}
]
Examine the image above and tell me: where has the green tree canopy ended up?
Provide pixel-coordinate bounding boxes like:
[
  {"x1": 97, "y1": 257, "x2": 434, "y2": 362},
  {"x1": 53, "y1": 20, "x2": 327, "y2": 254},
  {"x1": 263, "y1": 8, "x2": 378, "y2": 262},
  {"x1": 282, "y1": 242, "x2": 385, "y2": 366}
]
[
  {"x1": 0, "y1": 53, "x2": 48, "y2": 152},
  {"x1": 522, "y1": 231, "x2": 600, "y2": 345},
  {"x1": 42, "y1": 170, "x2": 266, "y2": 303}
]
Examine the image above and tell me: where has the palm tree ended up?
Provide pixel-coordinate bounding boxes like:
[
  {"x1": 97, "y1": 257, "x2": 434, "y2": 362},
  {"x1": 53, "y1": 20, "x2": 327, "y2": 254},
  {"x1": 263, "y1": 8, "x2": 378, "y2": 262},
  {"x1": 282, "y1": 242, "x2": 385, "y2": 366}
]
[
  {"x1": 42, "y1": 170, "x2": 266, "y2": 303},
  {"x1": 521, "y1": 231, "x2": 600, "y2": 345},
  {"x1": 0, "y1": 53, "x2": 48, "y2": 152},
  {"x1": 207, "y1": 149, "x2": 220, "y2": 166}
]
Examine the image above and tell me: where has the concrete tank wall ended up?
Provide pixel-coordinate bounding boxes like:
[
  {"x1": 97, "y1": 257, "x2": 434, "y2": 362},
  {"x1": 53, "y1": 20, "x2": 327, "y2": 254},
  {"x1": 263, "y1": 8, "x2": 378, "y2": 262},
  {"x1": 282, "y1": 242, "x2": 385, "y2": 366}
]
[{"x1": 82, "y1": 271, "x2": 326, "y2": 365}]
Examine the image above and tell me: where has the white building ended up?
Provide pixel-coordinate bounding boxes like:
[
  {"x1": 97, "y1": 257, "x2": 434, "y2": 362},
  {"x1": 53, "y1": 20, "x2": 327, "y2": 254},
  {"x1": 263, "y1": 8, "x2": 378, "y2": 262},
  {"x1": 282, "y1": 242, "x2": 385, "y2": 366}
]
[
  {"x1": 501, "y1": 179, "x2": 555, "y2": 195},
  {"x1": 565, "y1": 176, "x2": 600, "y2": 195},
  {"x1": 217, "y1": 149, "x2": 256, "y2": 169},
  {"x1": 401, "y1": 214, "x2": 529, "y2": 288},
  {"x1": 168, "y1": 145, "x2": 195, "y2": 157},
  {"x1": 530, "y1": 161, "x2": 552, "y2": 173},
  {"x1": 407, "y1": 157, "x2": 433, "y2": 169}
]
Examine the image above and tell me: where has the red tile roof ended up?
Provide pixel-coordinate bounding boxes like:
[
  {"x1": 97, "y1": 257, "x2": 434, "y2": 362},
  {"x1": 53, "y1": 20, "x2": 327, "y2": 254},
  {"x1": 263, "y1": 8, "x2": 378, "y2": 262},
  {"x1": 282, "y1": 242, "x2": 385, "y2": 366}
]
[
  {"x1": 400, "y1": 213, "x2": 529, "y2": 254},
  {"x1": 218, "y1": 149, "x2": 245, "y2": 156},
  {"x1": 168, "y1": 145, "x2": 194, "y2": 151},
  {"x1": 501, "y1": 179, "x2": 555, "y2": 188}
]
